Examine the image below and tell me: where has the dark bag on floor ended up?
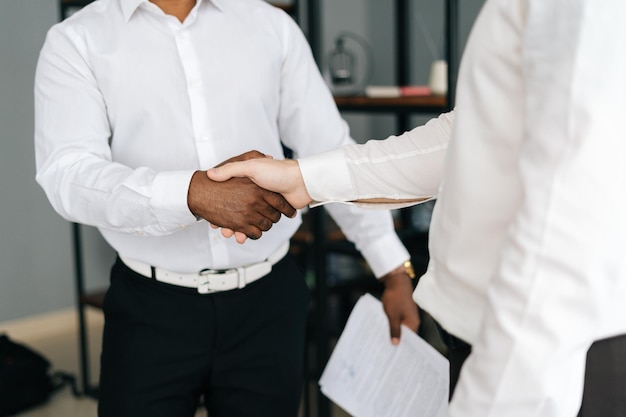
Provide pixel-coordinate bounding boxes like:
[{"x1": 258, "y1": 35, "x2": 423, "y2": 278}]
[{"x1": 0, "y1": 334, "x2": 77, "y2": 416}]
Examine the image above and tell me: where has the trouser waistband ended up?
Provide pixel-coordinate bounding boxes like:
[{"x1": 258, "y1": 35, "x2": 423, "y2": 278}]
[{"x1": 119, "y1": 242, "x2": 290, "y2": 294}]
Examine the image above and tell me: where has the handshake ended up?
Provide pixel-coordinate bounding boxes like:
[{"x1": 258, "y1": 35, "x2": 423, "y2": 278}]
[{"x1": 190, "y1": 150, "x2": 312, "y2": 244}]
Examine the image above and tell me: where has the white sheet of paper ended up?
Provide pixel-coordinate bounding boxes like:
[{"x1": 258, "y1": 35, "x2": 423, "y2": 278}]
[{"x1": 319, "y1": 293, "x2": 449, "y2": 417}]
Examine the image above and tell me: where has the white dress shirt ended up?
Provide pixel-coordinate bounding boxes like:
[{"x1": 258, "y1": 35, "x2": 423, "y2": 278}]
[
  {"x1": 299, "y1": 1, "x2": 626, "y2": 416},
  {"x1": 34, "y1": 0, "x2": 409, "y2": 275}
]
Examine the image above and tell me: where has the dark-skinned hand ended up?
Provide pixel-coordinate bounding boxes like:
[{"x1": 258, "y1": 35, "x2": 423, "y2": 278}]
[
  {"x1": 381, "y1": 267, "x2": 420, "y2": 345},
  {"x1": 187, "y1": 151, "x2": 296, "y2": 242}
]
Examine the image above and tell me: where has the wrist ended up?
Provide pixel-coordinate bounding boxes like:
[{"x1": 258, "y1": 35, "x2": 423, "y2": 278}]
[
  {"x1": 382, "y1": 260, "x2": 416, "y2": 285},
  {"x1": 391, "y1": 260, "x2": 415, "y2": 278}
]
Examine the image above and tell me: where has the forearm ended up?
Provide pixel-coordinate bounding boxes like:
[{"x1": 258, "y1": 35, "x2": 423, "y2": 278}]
[
  {"x1": 299, "y1": 111, "x2": 453, "y2": 204},
  {"x1": 36, "y1": 153, "x2": 197, "y2": 235}
]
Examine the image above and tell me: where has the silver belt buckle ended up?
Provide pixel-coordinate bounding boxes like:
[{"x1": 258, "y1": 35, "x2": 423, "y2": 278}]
[{"x1": 197, "y1": 268, "x2": 237, "y2": 294}]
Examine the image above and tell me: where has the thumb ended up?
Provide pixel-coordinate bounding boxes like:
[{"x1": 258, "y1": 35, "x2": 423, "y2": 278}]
[
  {"x1": 208, "y1": 156, "x2": 272, "y2": 182},
  {"x1": 207, "y1": 163, "x2": 243, "y2": 182}
]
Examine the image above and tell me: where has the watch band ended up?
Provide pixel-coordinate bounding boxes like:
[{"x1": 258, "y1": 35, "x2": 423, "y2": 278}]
[{"x1": 403, "y1": 260, "x2": 416, "y2": 279}]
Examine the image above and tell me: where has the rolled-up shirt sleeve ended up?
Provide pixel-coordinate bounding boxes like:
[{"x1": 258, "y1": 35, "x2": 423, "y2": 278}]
[{"x1": 298, "y1": 110, "x2": 453, "y2": 204}]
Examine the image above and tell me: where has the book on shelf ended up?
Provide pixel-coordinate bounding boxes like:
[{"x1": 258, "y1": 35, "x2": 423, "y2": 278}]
[{"x1": 365, "y1": 85, "x2": 432, "y2": 98}]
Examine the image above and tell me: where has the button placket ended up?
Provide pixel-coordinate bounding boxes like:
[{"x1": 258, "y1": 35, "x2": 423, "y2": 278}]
[{"x1": 173, "y1": 27, "x2": 215, "y2": 166}]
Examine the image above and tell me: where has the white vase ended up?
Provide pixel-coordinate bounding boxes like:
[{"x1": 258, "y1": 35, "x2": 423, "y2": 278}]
[{"x1": 429, "y1": 60, "x2": 448, "y2": 96}]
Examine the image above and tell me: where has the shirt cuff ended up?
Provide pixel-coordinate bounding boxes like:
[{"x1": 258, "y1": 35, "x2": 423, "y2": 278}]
[
  {"x1": 298, "y1": 149, "x2": 356, "y2": 202},
  {"x1": 151, "y1": 170, "x2": 198, "y2": 229},
  {"x1": 359, "y1": 232, "x2": 411, "y2": 278}
]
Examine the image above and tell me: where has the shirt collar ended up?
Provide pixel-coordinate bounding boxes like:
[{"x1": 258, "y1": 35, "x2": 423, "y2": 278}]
[
  {"x1": 209, "y1": 0, "x2": 224, "y2": 11},
  {"x1": 120, "y1": 0, "x2": 221, "y2": 22},
  {"x1": 120, "y1": 0, "x2": 146, "y2": 22}
]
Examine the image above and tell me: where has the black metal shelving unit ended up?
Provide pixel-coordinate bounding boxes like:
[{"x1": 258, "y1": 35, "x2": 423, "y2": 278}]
[{"x1": 303, "y1": 1, "x2": 459, "y2": 416}]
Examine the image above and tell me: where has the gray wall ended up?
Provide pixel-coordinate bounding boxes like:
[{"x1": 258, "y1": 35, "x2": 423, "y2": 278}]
[
  {"x1": 0, "y1": 0, "x2": 115, "y2": 323},
  {"x1": 0, "y1": 0, "x2": 483, "y2": 323}
]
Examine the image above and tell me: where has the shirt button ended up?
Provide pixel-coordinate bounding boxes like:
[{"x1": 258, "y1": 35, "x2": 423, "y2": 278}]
[
  {"x1": 188, "y1": 79, "x2": 201, "y2": 89},
  {"x1": 197, "y1": 135, "x2": 209, "y2": 142}
]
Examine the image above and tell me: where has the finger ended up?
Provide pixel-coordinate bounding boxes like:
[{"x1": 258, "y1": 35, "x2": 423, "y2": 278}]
[
  {"x1": 221, "y1": 228, "x2": 235, "y2": 238},
  {"x1": 389, "y1": 316, "x2": 402, "y2": 345},
  {"x1": 235, "y1": 231, "x2": 248, "y2": 244},
  {"x1": 243, "y1": 226, "x2": 262, "y2": 240},
  {"x1": 257, "y1": 204, "x2": 289, "y2": 225},
  {"x1": 256, "y1": 217, "x2": 274, "y2": 232},
  {"x1": 263, "y1": 192, "x2": 297, "y2": 219},
  {"x1": 240, "y1": 150, "x2": 266, "y2": 160},
  {"x1": 214, "y1": 150, "x2": 267, "y2": 168}
]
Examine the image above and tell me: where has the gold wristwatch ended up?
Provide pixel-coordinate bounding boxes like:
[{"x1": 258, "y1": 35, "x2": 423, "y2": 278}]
[{"x1": 403, "y1": 260, "x2": 416, "y2": 279}]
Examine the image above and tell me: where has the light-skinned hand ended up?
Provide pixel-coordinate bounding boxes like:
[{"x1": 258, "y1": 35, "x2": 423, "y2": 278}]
[{"x1": 207, "y1": 157, "x2": 313, "y2": 209}]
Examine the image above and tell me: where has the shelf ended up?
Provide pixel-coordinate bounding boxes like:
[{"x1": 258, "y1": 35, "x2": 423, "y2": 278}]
[{"x1": 334, "y1": 94, "x2": 447, "y2": 114}]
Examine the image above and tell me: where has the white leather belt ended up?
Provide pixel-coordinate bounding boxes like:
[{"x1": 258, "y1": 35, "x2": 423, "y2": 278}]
[{"x1": 120, "y1": 243, "x2": 289, "y2": 294}]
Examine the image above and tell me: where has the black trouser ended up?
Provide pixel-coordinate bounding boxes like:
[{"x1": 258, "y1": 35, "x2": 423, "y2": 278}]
[
  {"x1": 439, "y1": 325, "x2": 626, "y2": 416},
  {"x1": 98, "y1": 255, "x2": 310, "y2": 417},
  {"x1": 577, "y1": 335, "x2": 626, "y2": 417}
]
